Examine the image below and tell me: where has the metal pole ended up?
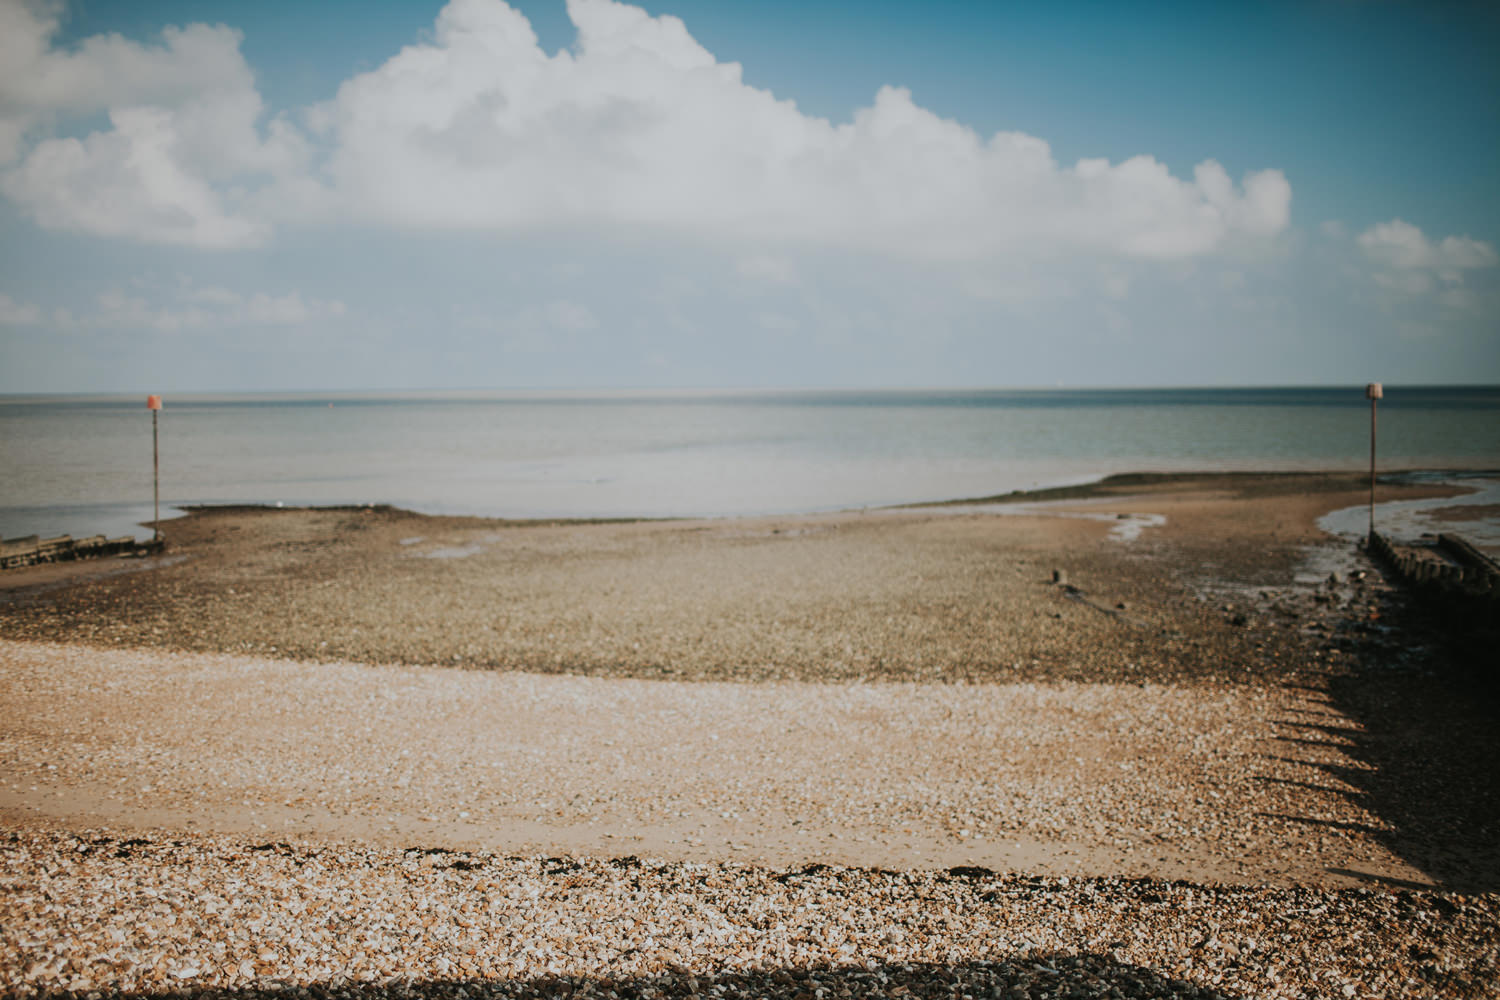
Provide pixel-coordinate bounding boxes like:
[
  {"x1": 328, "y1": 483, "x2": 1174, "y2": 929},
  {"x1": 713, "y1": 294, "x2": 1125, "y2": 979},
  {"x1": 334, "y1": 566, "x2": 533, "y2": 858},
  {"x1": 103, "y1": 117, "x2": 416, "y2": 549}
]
[
  {"x1": 147, "y1": 394, "x2": 162, "y2": 542},
  {"x1": 1374, "y1": 395, "x2": 1380, "y2": 539},
  {"x1": 1366, "y1": 383, "x2": 1382, "y2": 541},
  {"x1": 153, "y1": 408, "x2": 160, "y2": 543}
]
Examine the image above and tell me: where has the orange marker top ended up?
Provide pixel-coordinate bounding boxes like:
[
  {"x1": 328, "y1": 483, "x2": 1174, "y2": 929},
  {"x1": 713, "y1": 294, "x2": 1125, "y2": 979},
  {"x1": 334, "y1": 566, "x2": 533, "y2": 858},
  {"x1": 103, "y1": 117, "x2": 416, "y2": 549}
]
[{"x1": 146, "y1": 395, "x2": 162, "y2": 410}]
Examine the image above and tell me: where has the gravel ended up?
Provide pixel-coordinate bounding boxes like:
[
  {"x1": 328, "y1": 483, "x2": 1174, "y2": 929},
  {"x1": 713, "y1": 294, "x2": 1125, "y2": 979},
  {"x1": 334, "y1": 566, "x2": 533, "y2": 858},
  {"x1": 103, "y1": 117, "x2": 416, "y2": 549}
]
[
  {"x1": 0, "y1": 499, "x2": 1317, "y2": 685},
  {"x1": 3, "y1": 828, "x2": 1497, "y2": 999}
]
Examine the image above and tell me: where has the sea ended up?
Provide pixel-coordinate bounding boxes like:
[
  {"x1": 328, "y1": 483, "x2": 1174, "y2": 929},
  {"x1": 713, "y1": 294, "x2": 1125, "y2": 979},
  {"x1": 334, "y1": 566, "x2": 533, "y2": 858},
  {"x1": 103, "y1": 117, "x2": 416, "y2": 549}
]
[{"x1": 2, "y1": 386, "x2": 1498, "y2": 547}]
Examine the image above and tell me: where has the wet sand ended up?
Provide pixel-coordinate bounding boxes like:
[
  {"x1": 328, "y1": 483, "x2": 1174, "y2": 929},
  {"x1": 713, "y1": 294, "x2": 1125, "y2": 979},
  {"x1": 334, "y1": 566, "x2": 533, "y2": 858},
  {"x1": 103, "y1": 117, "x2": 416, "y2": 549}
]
[{"x1": 0, "y1": 472, "x2": 1455, "y2": 683}]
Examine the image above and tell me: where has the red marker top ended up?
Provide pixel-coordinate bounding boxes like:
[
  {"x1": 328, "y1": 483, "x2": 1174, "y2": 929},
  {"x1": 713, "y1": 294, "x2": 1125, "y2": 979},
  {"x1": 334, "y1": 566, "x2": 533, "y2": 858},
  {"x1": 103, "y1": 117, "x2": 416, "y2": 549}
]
[{"x1": 146, "y1": 395, "x2": 162, "y2": 410}]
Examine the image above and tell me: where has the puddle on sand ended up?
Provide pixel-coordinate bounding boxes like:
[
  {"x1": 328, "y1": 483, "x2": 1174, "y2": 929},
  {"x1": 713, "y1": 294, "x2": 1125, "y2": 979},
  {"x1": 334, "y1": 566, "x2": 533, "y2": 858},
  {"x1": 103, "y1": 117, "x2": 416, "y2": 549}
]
[
  {"x1": 402, "y1": 532, "x2": 506, "y2": 560},
  {"x1": 1103, "y1": 512, "x2": 1167, "y2": 542},
  {"x1": 413, "y1": 544, "x2": 488, "y2": 560}
]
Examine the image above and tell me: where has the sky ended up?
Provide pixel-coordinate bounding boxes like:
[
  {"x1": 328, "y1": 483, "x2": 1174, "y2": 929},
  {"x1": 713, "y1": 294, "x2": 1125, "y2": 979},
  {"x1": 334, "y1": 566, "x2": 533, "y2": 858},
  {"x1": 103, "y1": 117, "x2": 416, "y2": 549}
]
[{"x1": 0, "y1": 0, "x2": 1496, "y2": 392}]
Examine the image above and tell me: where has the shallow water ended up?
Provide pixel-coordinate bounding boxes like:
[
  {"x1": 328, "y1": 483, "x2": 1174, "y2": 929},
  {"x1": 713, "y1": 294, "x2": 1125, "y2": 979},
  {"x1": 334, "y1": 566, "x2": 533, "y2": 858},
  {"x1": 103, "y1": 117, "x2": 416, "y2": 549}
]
[
  {"x1": 1319, "y1": 474, "x2": 1500, "y2": 551},
  {"x1": 3, "y1": 387, "x2": 1496, "y2": 540}
]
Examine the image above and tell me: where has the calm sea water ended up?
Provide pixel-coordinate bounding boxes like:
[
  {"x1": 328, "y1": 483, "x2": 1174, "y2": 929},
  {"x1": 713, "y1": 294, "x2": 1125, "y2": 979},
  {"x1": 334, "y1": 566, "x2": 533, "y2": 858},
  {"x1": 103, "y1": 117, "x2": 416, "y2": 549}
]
[{"x1": 2, "y1": 387, "x2": 1497, "y2": 541}]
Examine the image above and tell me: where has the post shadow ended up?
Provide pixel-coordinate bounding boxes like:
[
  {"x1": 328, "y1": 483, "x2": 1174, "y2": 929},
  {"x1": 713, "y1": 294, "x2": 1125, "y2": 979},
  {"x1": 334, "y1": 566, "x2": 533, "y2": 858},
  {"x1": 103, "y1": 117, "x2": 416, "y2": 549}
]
[{"x1": 1276, "y1": 559, "x2": 1500, "y2": 892}]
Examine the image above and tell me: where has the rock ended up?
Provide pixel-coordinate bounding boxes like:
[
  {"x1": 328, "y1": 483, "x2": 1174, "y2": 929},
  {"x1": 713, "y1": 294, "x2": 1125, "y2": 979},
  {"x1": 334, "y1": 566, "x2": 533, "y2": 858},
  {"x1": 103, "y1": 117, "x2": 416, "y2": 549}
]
[{"x1": 1052, "y1": 569, "x2": 1067, "y2": 584}]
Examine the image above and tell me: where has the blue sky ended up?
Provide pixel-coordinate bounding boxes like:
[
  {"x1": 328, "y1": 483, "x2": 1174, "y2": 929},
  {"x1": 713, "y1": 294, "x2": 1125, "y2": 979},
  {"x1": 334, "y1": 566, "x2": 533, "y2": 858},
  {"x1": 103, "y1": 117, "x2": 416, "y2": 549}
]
[{"x1": 1, "y1": 0, "x2": 1496, "y2": 391}]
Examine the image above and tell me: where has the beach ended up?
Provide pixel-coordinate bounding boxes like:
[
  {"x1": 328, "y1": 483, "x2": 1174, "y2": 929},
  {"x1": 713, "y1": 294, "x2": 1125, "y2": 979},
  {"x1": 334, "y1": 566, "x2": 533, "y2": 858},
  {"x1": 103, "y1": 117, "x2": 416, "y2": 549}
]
[{"x1": 3, "y1": 472, "x2": 1498, "y2": 997}]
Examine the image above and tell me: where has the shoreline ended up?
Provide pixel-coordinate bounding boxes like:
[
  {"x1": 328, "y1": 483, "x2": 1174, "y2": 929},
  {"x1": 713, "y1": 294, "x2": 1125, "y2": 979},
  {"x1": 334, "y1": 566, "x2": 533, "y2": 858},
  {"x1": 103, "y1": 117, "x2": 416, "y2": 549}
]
[{"x1": 5, "y1": 464, "x2": 1496, "y2": 546}]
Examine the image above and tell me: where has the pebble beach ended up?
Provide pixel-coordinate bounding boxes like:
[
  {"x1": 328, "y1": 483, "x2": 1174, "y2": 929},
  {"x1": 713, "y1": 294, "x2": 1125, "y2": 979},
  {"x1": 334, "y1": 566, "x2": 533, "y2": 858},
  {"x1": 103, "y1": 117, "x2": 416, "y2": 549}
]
[{"x1": 2, "y1": 472, "x2": 1498, "y2": 998}]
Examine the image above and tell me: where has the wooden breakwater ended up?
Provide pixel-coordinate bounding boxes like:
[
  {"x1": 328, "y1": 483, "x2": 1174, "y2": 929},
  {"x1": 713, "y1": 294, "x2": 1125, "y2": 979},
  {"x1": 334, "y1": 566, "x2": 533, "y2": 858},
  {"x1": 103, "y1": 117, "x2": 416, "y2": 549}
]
[
  {"x1": 0, "y1": 534, "x2": 164, "y2": 571},
  {"x1": 1368, "y1": 531, "x2": 1500, "y2": 601}
]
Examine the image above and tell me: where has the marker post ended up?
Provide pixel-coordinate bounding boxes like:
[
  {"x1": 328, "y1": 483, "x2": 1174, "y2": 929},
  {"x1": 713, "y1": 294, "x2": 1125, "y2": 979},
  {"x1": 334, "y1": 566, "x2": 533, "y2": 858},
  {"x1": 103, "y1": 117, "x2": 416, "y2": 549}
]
[
  {"x1": 147, "y1": 395, "x2": 162, "y2": 541},
  {"x1": 1366, "y1": 382, "x2": 1382, "y2": 541}
]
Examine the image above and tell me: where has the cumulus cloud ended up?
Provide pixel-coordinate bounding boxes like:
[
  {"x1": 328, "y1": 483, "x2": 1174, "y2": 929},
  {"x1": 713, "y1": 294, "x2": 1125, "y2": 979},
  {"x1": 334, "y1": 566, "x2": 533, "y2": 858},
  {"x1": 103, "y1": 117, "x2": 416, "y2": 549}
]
[
  {"x1": 2, "y1": 0, "x2": 1291, "y2": 259},
  {"x1": 2, "y1": 106, "x2": 280, "y2": 247},
  {"x1": 0, "y1": 0, "x2": 250, "y2": 162},
  {"x1": 1355, "y1": 219, "x2": 1497, "y2": 316},
  {"x1": 1348, "y1": 219, "x2": 1498, "y2": 324},
  {"x1": 0, "y1": 0, "x2": 304, "y2": 247},
  {"x1": 1357, "y1": 219, "x2": 1498, "y2": 277},
  {"x1": 316, "y1": 0, "x2": 1291, "y2": 259}
]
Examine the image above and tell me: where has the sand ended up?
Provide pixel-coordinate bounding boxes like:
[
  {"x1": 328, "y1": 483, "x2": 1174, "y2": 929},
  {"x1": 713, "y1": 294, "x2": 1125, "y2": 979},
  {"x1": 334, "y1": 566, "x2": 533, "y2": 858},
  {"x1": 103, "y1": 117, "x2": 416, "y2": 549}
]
[
  {"x1": 3, "y1": 472, "x2": 1498, "y2": 998},
  {"x1": 0, "y1": 638, "x2": 1434, "y2": 888}
]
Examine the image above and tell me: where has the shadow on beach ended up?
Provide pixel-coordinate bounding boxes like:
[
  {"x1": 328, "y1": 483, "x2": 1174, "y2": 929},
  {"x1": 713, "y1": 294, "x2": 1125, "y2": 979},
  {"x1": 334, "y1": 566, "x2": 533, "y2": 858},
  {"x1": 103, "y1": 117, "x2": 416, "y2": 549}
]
[
  {"x1": 1277, "y1": 563, "x2": 1500, "y2": 893},
  {"x1": 17, "y1": 956, "x2": 1249, "y2": 1000}
]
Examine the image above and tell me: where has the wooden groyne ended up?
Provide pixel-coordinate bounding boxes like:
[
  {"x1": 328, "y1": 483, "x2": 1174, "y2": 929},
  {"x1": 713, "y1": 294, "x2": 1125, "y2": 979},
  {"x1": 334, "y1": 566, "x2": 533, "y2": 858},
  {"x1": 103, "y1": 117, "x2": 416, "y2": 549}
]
[
  {"x1": 1368, "y1": 530, "x2": 1500, "y2": 601},
  {"x1": 0, "y1": 534, "x2": 164, "y2": 571}
]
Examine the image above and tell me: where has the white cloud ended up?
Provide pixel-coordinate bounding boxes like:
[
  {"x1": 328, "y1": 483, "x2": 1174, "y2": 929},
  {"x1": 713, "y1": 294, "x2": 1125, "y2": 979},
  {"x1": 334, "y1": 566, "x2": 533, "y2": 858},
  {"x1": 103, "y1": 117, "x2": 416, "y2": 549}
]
[
  {"x1": 0, "y1": 0, "x2": 304, "y2": 247},
  {"x1": 1356, "y1": 220, "x2": 1497, "y2": 315},
  {"x1": 86, "y1": 280, "x2": 346, "y2": 332},
  {"x1": 95, "y1": 288, "x2": 208, "y2": 332},
  {"x1": 2, "y1": 107, "x2": 276, "y2": 247},
  {"x1": 0, "y1": 0, "x2": 252, "y2": 163},
  {"x1": 1, "y1": 0, "x2": 1292, "y2": 261},
  {"x1": 176, "y1": 280, "x2": 244, "y2": 307},
  {"x1": 1357, "y1": 219, "x2": 1497, "y2": 274},
  {"x1": 0, "y1": 291, "x2": 42, "y2": 324},
  {"x1": 314, "y1": 0, "x2": 1291, "y2": 259},
  {"x1": 244, "y1": 291, "x2": 347, "y2": 325}
]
